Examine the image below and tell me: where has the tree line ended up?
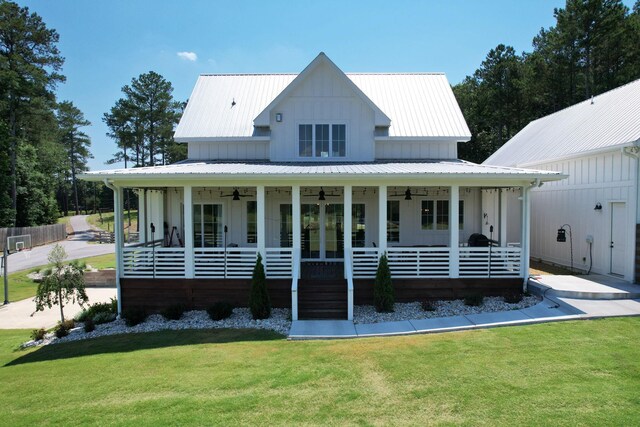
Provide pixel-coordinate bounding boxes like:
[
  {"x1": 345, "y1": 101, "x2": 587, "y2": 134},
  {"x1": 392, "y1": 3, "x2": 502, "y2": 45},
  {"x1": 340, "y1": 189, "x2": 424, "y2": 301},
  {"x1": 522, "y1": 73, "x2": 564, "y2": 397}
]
[
  {"x1": 0, "y1": 1, "x2": 185, "y2": 228},
  {"x1": 455, "y1": 0, "x2": 640, "y2": 163}
]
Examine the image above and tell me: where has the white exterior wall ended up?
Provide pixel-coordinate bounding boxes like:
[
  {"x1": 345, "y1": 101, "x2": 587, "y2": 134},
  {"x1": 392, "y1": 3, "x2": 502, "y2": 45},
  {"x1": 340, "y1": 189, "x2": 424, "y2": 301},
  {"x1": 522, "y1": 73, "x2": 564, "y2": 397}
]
[
  {"x1": 528, "y1": 149, "x2": 637, "y2": 281},
  {"x1": 187, "y1": 141, "x2": 269, "y2": 160},
  {"x1": 375, "y1": 140, "x2": 457, "y2": 160},
  {"x1": 268, "y1": 62, "x2": 376, "y2": 162}
]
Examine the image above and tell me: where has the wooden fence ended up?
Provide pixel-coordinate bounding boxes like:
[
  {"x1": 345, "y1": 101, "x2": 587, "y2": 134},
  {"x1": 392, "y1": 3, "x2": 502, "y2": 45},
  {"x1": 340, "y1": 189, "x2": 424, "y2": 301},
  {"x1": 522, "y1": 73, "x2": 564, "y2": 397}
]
[{"x1": 0, "y1": 223, "x2": 67, "y2": 251}]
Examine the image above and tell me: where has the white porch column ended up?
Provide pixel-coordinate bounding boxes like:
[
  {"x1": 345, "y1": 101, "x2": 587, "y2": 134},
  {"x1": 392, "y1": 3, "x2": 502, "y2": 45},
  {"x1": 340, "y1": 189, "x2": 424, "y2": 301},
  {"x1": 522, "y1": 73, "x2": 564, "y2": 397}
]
[
  {"x1": 378, "y1": 185, "x2": 387, "y2": 254},
  {"x1": 343, "y1": 185, "x2": 353, "y2": 272},
  {"x1": 500, "y1": 189, "x2": 508, "y2": 247},
  {"x1": 113, "y1": 186, "x2": 124, "y2": 315},
  {"x1": 523, "y1": 185, "x2": 532, "y2": 290},
  {"x1": 257, "y1": 185, "x2": 266, "y2": 258},
  {"x1": 292, "y1": 185, "x2": 301, "y2": 277},
  {"x1": 183, "y1": 185, "x2": 194, "y2": 278},
  {"x1": 138, "y1": 189, "x2": 147, "y2": 243},
  {"x1": 449, "y1": 185, "x2": 460, "y2": 278}
]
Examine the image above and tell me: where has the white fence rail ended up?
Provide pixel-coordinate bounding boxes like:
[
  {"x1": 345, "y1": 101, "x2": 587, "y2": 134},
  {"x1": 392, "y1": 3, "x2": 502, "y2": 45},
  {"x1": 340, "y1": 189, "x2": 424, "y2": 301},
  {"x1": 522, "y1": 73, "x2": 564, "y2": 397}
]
[
  {"x1": 194, "y1": 248, "x2": 257, "y2": 278},
  {"x1": 387, "y1": 247, "x2": 451, "y2": 278},
  {"x1": 459, "y1": 247, "x2": 522, "y2": 278},
  {"x1": 352, "y1": 248, "x2": 380, "y2": 278},
  {"x1": 265, "y1": 248, "x2": 294, "y2": 279},
  {"x1": 122, "y1": 247, "x2": 186, "y2": 278}
]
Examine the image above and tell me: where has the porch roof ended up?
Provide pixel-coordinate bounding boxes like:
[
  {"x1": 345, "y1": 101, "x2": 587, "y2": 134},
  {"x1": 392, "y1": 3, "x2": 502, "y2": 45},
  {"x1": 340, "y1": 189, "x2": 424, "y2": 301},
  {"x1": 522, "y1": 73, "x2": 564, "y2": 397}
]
[{"x1": 80, "y1": 160, "x2": 565, "y2": 183}]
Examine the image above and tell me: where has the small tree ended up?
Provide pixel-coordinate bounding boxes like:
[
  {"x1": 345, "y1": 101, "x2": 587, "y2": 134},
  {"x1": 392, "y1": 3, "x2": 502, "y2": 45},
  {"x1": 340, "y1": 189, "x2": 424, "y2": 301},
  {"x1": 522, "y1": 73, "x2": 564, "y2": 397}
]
[
  {"x1": 33, "y1": 244, "x2": 88, "y2": 322},
  {"x1": 249, "y1": 253, "x2": 271, "y2": 320},
  {"x1": 374, "y1": 252, "x2": 394, "y2": 312}
]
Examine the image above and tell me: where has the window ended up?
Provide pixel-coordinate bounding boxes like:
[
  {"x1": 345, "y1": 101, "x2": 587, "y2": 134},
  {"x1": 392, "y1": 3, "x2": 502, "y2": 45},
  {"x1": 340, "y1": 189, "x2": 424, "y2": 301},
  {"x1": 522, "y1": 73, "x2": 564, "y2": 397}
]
[
  {"x1": 298, "y1": 123, "x2": 346, "y2": 158},
  {"x1": 352, "y1": 204, "x2": 366, "y2": 247},
  {"x1": 246, "y1": 201, "x2": 256, "y2": 244},
  {"x1": 279, "y1": 204, "x2": 292, "y2": 247},
  {"x1": 421, "y1": 200, "x2": 465, "y2": 231},
  {"x1": 193, "y1": 204, "x2": 223, "y2": 247},
  {"x1": 387, "y1": 200, "x2": 399, "y2": 242}
]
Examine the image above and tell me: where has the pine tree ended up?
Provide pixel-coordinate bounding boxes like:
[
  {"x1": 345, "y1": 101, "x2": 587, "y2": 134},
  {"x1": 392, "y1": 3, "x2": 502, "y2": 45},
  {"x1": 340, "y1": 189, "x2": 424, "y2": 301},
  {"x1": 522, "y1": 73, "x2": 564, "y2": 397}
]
[
  {"x1": 374, "y1": 253, "x2": 394, "y2": 313},
  {"x1": 249, "y1": 253, "x2": 271, "y2": 320}
]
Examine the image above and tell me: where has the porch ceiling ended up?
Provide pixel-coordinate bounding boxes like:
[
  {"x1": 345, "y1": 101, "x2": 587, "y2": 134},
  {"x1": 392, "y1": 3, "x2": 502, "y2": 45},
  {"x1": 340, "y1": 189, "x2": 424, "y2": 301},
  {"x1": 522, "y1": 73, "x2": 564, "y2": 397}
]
[{"x1": 80, "y1": 160, "x2": 565, "y2": 184}]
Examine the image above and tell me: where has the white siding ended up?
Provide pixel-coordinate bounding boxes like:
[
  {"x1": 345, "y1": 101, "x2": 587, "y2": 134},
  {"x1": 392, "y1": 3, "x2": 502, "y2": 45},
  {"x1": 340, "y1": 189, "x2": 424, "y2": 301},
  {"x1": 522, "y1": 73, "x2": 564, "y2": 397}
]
[
  {"x1": 187, "y1": 141, "x2": 269, "y2": 160},
  {"x1": 375, "y1": 140, "x2": 457, "y2": 160},
  {"x1": 528, "y1": 150, "x2": 637, "y2": 281}
]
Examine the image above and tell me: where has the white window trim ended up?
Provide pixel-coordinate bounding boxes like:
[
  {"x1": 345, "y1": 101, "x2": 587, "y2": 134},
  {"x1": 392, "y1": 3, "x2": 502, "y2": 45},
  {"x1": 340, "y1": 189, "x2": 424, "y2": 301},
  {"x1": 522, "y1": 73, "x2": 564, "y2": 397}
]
[
  {"x1": 297, "y1": 122, "x2": 348, "y2": 160},
  {"x1": 420, "y1": 199, "x2": 465, "y2": 231},
  {"x1": 193, "y1": 202, "x2": 225, "y2": 248}
]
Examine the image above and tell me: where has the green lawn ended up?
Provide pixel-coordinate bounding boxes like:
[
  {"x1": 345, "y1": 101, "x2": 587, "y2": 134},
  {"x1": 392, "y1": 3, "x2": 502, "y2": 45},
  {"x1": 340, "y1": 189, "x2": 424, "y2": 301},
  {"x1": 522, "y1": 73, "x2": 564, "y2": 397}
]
[
  {"x1": 87, "y1": 210, "x2": 138, "y2": 239},
  {"x1": 6, "y1": 253, "x2": 116, "y2": 302},
  {"x1": 1, "y1": 318, "x2": 639, "y2": 425}
]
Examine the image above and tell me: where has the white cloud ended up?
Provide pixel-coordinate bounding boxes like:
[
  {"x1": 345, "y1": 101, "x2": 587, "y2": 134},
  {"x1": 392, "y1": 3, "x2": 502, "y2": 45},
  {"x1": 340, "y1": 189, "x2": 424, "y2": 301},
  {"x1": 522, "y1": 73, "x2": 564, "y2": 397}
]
[{"x1": 177, "y1": 51, "x2": 197, "y2": 61}]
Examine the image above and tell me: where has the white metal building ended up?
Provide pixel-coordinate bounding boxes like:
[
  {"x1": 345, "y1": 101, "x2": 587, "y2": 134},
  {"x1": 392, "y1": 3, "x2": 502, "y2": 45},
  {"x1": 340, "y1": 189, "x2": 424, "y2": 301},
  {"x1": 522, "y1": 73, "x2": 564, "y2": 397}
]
[{"x1": 485, "y1": 79, "x2": 640, "y2": 282}]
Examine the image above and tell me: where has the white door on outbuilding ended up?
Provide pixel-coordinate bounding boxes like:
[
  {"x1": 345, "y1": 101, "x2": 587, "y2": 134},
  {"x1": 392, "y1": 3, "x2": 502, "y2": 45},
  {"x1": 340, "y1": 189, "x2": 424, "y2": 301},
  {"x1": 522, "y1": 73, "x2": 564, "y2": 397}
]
[{"x1": 610, "y1": 202, "x2": 627, "y2": 276}]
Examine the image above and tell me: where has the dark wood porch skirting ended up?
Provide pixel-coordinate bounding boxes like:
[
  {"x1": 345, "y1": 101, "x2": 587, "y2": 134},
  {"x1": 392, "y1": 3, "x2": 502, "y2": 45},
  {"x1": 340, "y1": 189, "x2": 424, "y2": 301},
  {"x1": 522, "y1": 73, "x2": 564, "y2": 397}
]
[
  {"x1": 121, "y1": 277, "x2": 523, "y2": 313},
  {"x1": 120, "y1": 278, "x2": 291, "y2": 313},
  {"x1": 354, "y1": 278, "x2": 522, "y2": 305}
]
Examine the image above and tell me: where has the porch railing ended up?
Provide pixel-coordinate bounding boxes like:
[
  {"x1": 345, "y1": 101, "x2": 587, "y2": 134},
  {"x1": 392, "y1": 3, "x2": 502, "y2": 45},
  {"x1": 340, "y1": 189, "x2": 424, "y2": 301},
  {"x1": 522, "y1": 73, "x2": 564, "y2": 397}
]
[
  {"x1": 122, "y1": 247, "x2": 186, "y2": 278},
  {"x1": 459, "y1": 247, "x2": 522, "y2": 278}
]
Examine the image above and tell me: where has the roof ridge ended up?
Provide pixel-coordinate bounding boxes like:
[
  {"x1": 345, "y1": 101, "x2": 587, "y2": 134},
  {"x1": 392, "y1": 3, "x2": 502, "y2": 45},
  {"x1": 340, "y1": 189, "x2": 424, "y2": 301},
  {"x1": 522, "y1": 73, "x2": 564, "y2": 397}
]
[{"x1": 198, "y1": 72, "x2": 447, "y2": 77}]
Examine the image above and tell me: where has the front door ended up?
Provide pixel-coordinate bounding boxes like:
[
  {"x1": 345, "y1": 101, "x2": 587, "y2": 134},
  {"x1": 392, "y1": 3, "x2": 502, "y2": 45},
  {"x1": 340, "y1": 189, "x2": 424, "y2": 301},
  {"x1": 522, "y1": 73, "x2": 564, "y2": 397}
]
[
  {"x1": 610, "y1": 202, "x2": 627, "y2": 276},
  {"x1": 301, "y1": 203, "x2": 344, "y2": 260}
]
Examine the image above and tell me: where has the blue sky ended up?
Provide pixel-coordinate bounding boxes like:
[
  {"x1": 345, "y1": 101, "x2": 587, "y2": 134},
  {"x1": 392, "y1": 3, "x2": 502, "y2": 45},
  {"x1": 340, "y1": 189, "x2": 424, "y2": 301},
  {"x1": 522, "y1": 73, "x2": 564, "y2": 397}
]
[{"x1": 20, "y1": 0, "x2": 635, "y2": 170}]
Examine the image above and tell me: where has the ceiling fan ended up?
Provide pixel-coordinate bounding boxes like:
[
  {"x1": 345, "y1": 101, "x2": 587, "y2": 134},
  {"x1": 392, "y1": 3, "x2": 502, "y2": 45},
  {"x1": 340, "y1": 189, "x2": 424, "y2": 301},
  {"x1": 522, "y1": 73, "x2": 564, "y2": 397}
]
[{"x1": 220, "y1": 188, "x2": 253, "y2": 200}]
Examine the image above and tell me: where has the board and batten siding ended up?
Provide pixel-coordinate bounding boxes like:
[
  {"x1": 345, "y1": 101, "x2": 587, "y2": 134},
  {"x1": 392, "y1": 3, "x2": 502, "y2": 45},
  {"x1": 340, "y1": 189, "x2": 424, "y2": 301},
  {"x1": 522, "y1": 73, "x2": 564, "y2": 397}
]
[
  {"x1": 375, "y1": 140, "x2": 457, "y2": 160},
  {"x1": 187, "y1": 141, "x2": 269, "y2": 160},
  {"x1": 527, "y1": 149, "x2": 637, "y2": 281}
]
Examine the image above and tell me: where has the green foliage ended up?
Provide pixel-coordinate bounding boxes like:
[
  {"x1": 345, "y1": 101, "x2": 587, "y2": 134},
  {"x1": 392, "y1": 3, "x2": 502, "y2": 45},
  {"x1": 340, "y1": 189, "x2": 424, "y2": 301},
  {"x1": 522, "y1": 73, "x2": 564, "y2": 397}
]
[
  {"x1": 92, "y1": 311, "x2": 116, "y2": 325},
  {"x1": 83, "y1": 317, "x2": 95, "y2": 333},
  {"x1": 161, "y1": 303, "x2": 188, "y2": 321},
  {"x1": 74, "y1": 299, "x2": 117, "y2": 322},
  {"x1": 503, "y1": 293, "x2": 524, "y2": 304},
  {"x1": 54, "y1": 322, "x2": 69, "y2": 338},
  {"x1": 33, "y1": 244, "x2": 88, "y2": 323},
  {"x1": 123, "y1": 306, "x2": 147, "y2": 327},
  {"x1": 249, "y1": 253, "x2": 271, "y2": 320},
  {"x1": 207, "y1": 302, "x2": 234, "y2": 321},
  {"x1": 421, "y1": 300, "x2": 436, "y2": 312},
  {"x1": 30, "y1": 328, "x2": 46, "y2": 341},
  {"x1": 464, "y1": 295, "x2": 484, "y2": 307},
  {"x1": 374, "y1": 253, "x2": 394, "y2": 313}
]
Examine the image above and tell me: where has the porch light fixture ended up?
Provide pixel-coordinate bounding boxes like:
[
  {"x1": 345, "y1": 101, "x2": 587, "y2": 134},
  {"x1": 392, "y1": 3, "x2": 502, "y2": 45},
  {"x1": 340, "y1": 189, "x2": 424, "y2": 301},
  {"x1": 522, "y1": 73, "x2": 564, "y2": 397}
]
[
  {"x1": 232, "y1": 189, "x2": 240, "y2": 201},
  {"x1": 594, "y1": 202, "x2": 602, "y2": 211},
  {"x1": 318, "y1": 188, "x2": 326, "y2": 201},
  {"x1": 275, "y1": 112, "x2": 283, "y2": 122},
  {"x1": 404, "y1": 188, "x2": 412, "y2": 200}
]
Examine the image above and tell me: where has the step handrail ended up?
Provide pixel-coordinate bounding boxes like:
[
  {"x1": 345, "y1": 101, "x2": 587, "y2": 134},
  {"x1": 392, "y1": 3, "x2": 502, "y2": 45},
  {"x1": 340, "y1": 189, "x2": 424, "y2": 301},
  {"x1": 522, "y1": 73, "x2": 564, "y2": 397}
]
[
  {"x1": 291, "y1": 248, "x2": 300, "y2": 321},
  {"x1": 345, "y1": 249, "x2": 354, "y2": 320}
]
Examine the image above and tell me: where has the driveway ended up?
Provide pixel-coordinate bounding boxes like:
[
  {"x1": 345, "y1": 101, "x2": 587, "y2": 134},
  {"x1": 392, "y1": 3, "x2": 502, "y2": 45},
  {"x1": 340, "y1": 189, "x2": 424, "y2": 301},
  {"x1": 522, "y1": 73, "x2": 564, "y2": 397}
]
[
  {"x1": 6, "y1": 215, "x2": 115, "y2": 273},
  {"x1": 0, "y1": 288, "x2": 117, "y2": 329}
]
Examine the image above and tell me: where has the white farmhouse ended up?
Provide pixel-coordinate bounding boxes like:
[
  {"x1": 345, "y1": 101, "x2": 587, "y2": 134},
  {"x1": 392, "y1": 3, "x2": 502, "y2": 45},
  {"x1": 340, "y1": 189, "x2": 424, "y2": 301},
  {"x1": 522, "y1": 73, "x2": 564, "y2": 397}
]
[
  {"x1": 485, "y1": 79, "x2": 640, "y2": 283},
  {"x1": 82, "y1": 53, "x2": 563, "y2": 319}
]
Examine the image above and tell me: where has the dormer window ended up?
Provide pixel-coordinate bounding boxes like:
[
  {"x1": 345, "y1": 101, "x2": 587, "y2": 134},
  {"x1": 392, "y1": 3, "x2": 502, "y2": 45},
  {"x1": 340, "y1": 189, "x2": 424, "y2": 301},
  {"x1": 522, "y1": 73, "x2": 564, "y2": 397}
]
[{"x1": 299, "y1": 124, "x2": 346, "y2": 158}]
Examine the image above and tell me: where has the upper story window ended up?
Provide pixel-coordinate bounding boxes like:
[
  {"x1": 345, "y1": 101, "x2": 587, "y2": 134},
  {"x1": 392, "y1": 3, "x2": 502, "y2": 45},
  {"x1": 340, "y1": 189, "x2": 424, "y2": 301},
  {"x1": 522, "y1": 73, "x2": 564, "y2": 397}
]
[{"x1": 299, "y1": 124, "x2": 346, "y2": 158}]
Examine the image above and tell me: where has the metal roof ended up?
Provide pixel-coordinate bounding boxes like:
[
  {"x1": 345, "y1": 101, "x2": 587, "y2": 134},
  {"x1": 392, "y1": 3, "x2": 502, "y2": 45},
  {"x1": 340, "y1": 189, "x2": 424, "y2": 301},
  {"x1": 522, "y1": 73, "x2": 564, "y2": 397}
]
[
  {"x1": 484, "y1": 78, "x2": 640, "y2": 167},
  {"x1": 174, "y1": 73, "x2": 471, "y2": 141},
  {"x1": 81, "y1": 160, "x2": 562, "y2": 181}
]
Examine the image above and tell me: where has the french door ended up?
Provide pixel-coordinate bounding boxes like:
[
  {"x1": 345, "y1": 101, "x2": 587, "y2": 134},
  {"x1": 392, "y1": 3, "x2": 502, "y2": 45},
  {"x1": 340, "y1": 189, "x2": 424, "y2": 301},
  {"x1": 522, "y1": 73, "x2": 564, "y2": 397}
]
[{"x1": 301, "y1": 203, "x2": 344, "y2": 260}]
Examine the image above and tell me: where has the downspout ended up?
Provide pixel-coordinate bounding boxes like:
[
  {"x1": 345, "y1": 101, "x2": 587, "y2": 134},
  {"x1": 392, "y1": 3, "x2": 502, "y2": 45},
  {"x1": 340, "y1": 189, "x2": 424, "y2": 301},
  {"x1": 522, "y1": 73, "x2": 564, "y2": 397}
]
[
  {"x1": 103, "y1": 179, "x2": 123, "y2": 316},
  {"x1": 522, "y1": 178, "x2": 542, "y2": 292},
  {"x1": 622, "y1": 142, "x2": 640, "y2": 282}
]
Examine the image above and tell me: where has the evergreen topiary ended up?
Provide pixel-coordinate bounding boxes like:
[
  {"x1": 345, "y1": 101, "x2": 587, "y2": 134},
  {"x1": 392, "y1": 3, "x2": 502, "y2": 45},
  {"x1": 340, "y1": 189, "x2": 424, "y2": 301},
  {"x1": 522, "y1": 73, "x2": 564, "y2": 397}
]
[
  {"x1": 374, "y1": 252, "x2": 394, "y2": 312},
  {"x1": 249, "y1": 253, "x2": 271, "y2": 320}
]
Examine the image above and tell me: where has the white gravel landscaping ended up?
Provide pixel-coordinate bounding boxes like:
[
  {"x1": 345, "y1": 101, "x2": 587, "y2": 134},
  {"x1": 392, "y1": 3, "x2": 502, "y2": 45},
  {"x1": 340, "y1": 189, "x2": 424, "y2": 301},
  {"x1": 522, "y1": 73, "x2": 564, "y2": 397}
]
[
  {"x1": 22, "y1": 307, "x2": 291, "y2": 348},
  {"x1": 353, "y1": 295, "x2": 540, "y2": 324}
]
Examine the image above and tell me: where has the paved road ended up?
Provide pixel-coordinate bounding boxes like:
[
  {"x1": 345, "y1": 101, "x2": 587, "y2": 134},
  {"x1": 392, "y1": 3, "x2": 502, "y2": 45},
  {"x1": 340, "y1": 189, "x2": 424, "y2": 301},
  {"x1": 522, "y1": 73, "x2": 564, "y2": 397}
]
[
  {"x1": 5, "y1": 215, "x2": 115, "y2": 273},
  {"x1": 0, "y1": 288, "x2": 117, "y2": 329}
]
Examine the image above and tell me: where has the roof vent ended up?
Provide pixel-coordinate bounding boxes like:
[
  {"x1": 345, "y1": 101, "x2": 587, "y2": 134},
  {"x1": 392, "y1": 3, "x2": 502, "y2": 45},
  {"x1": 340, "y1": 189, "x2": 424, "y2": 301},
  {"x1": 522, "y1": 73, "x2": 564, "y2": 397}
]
[
  {"x1": 231, "y1": 98, "x2": 236, "y2": 108},
  {"x1": 590, "y1": 96, "x2": 594, "y2": 105}
]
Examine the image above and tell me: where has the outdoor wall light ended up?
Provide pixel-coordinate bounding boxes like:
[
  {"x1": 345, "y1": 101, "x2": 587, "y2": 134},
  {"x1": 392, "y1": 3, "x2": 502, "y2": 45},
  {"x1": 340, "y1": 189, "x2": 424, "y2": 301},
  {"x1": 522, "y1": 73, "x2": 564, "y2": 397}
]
[
  {"x1": 556, "y1": 224, "x2": 574, "y2": 272},
  {"x1": 275, "y1": 112, "x2": 283, "y2": 122},
  {"x1": 594, "y1": 202, "x2": 602, "y2": 210},
  {"x1": 404, "y1": 188, "x2": 412, "y2": 200}
]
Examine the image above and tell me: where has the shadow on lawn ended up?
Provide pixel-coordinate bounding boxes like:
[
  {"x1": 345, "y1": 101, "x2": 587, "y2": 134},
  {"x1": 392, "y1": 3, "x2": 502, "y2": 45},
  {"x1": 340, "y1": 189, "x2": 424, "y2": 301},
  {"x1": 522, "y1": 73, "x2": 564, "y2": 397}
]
[{"x1": 5, "y1": 328, "x2": 284, "y2": 367}]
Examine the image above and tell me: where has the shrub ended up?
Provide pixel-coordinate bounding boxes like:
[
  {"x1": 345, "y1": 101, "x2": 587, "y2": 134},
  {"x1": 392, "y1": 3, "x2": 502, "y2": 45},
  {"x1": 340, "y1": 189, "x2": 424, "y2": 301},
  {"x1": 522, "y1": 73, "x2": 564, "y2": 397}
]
[
  {"x1": 75, "y1": 300, "x2": 118, "y2": 322},
  {"x1": 249, "y1": 253, "x2": 271, "y2": 320},
  {"x1": 60, "y1": 319, "x2": 75, "y2": 330},
  {"x1": 55, "y1": 322, "x2": 69, "y2": 338},
  {"x1": 421, "y1": 300, "x2": 436, "y2": 312},
  {"x1": 162, "y1": 303, "x2": 188, "y2": 321},
  {"x1": 31, "y1": 328, "x2": 46, "y2": 341},
  {"x1": 123, "y1": 306, "x2": 147, "y2": 327},
  {"x1": 207, "y1": 301, "x2": 234, "y2": 321},
  {"x1": 93, "y1": 311, "x2": 116, "y2": 324},
  {"x1": 374, "y1": 253, "x2": 394, "y2": 312},
  {"x1": 504, "y1": 293, "x2": 523, "y2": 304},
  {"x1": 83, "y1": 317, "x2": 95, "y2": 333},
  {"x1": 464, "y1": 294, "x2": 484, "y2": 307}
]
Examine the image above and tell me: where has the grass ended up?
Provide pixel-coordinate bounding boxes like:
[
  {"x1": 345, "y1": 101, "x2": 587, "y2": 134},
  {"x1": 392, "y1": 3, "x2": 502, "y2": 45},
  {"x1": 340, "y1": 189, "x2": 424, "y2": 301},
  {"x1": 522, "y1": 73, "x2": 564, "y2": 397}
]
[
  {"x1": 87, "y1": 210, "x2": 138, "y2": 239},
  {"x1": 5, "y1": 253, "x2": 116, "y2": 302},
  {"x1": 1, "y1": 318, "x2": 639, "y2": 425}
]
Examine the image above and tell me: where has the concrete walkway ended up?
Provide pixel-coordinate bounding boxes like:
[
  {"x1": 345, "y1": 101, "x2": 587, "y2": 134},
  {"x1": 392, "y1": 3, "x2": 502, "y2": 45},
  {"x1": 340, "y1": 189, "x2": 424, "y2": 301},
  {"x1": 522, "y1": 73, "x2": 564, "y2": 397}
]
[
  {"x1": 0, "y1": 288, "x2": 117, "y2": 329},
  {"x1": 6, "y1": 215, "x2": 115, "y2": 273},
  {"x1": 289, "y1": 274, "x2": 640, "y2": 339}
]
